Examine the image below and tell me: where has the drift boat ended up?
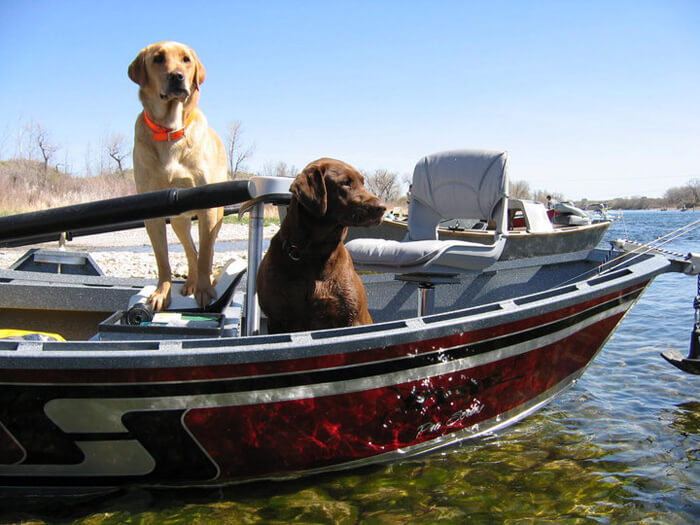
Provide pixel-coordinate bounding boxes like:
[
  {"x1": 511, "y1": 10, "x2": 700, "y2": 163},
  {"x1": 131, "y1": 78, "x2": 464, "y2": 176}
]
[{"x1": 0, "y1": 150, "x2": 697, "y2": 493}]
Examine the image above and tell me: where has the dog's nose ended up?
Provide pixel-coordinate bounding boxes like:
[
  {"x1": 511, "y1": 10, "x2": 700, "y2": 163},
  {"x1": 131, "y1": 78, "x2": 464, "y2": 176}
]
[{"x1": 168, "y1": 72, "x2": 185, "y2": 83}]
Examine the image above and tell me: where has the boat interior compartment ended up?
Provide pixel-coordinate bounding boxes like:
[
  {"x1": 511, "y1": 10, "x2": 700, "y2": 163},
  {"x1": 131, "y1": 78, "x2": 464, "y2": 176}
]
[
  {"x1": 0, "y1": 245, "x2": 653, "y2": 344},
  {"x1": 0, "y1": 162, "x2": 667, "y2": 346}
]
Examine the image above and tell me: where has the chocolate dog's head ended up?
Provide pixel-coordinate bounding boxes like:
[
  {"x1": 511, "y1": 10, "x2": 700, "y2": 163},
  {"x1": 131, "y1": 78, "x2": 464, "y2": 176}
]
[
  {"x1": 291, "y1": 158, "x2": 386, "y2": 227},
  {"x1": 128, "y1": 41, "x2": 205, "y2": 101}
]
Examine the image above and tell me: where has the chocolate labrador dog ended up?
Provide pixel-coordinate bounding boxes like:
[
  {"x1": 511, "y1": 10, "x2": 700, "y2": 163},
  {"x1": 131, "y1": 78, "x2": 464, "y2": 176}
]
[{"x1": 257, "y1": 158, "x2": 385, "y2": 334}]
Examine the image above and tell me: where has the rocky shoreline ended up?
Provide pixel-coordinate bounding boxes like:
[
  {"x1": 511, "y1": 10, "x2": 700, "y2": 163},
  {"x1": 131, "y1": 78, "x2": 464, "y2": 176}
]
[{"x1": 0, "y1": 222, "x2": 279, "y2": 278}]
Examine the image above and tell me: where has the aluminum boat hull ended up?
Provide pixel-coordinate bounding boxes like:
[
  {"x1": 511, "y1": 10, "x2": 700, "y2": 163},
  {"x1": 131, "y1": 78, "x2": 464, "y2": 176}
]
[{"x1": 0, "y1": 249, "x2": 672, "y2": 491}]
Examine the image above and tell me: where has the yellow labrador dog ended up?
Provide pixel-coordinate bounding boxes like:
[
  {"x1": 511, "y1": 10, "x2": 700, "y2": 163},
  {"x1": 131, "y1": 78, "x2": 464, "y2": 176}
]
[{"x1": 129, "y1": 41, "x2": 227, "y2": 311}]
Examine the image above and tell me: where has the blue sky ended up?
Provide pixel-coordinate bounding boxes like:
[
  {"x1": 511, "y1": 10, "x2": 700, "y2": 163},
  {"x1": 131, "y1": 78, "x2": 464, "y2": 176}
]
[{"x1": 1, "y1": 0, "x2": 698, "y2": 200}]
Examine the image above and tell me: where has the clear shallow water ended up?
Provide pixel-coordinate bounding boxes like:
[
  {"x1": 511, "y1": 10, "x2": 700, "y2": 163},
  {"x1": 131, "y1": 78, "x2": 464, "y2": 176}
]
[{"x1": 2, "y1": 211, "x2": 698, "y2": 524}]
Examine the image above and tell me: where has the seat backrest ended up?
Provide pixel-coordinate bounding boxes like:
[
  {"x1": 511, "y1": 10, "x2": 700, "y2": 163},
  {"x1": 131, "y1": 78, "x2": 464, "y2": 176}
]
[
  {"x1": 508, "y1": 198, "x2": 555, "y2": 233},
  {"x1": 407, "y1": 150, "x2": 509, "y2": 241}
]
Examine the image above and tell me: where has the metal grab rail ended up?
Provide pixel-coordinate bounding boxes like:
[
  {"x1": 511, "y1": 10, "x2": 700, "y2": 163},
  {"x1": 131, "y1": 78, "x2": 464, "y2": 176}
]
[{"x1": 238, "y1": 177, "x2": 292, "y2": 336}]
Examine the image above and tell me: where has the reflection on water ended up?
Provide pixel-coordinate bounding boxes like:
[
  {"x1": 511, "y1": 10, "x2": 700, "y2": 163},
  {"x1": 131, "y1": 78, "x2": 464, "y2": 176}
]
[
  {"x1": 5, "y1": 402, "x2": 697, "y2": 524},
  {"x1": 1, "y1": 211, "x2": 698, "y2": 523}
]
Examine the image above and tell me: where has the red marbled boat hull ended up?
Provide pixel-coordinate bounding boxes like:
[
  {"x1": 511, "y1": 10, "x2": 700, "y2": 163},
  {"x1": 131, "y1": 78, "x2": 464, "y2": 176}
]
[{"x1": 0, "y1": 281, "x2": 646, "y2": 489}]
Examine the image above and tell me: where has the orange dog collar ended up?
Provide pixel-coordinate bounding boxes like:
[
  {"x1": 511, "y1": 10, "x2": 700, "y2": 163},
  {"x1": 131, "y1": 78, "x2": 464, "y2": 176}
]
[{"x1": 142, "y1": 111, "x2": 195, "y2": 142}]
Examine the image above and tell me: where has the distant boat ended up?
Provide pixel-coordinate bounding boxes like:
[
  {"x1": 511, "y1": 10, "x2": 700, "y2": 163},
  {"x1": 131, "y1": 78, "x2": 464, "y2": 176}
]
[{"x1": 584, "y1": 203, "x2": 623, "y2": 222}]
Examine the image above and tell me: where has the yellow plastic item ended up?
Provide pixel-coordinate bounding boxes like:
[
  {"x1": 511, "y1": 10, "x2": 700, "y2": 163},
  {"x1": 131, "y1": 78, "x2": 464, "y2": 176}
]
[{"x1": 0, "y1": 329, "x2": 66, "y2": 342}]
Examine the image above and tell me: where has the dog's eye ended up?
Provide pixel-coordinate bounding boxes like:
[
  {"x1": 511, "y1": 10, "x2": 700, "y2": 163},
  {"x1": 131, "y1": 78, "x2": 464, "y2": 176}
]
[
  {"x1": 153, "y1": 54, "x2": 164, "y2": 64},
  {"x1": 341, "y1": 179, "x2": 352, "y2": 187},
  {"x1": 183, "y1": 56, "x2": 191, "y2": 63}
]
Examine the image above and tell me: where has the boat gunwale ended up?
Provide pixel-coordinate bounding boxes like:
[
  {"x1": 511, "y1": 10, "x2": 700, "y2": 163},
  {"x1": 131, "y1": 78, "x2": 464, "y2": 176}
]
[{"x1": 0, "y1": 249, "x2": 672, "y2": 370}]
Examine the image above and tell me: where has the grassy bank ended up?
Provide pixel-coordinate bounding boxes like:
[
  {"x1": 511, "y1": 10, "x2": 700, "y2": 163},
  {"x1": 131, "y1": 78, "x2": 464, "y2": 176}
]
[
  {"x1": 0, "y1": 159, "x2": 135, "y2": 215},
  {"x1": 0, "y1": 159, "x2": 282, "y2": 225}
]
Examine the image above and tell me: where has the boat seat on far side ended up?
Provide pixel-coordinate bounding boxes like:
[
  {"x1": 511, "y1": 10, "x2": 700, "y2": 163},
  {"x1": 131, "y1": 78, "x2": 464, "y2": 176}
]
[
  {"x1": 508, "y1": 198, "x2": 554, "y2": 233},
  {"x1": 347, "y1": 149, "x2": 509, "y2": 275}
]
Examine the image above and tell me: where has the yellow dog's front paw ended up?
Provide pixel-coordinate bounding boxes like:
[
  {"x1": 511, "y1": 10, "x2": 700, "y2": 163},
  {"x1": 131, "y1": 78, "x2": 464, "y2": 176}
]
[
  {"x1": 181, "y1": 274, "x2": 198, "y2": 297},
  {"x1": 148, "y1": 282, "x2": 172, "y2": 312},
  {"x1": 194, "y1": 281, "x2": 218, "y2": 309}
]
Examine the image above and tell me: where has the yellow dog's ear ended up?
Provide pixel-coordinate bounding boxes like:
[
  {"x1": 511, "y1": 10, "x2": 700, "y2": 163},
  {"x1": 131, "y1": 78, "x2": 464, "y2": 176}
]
[
  {"x1": 128, "y1": 48, "x2": 148, "y2": 86},
  {"x1": 190, "y1": 48, "x2": 206, "y2": 91},
  {"x1": 291, "y1": 164, "x2": 327, "y2": 217}
]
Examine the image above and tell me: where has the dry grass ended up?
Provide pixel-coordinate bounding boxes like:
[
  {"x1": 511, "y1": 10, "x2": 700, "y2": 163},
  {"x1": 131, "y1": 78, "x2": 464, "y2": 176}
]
[
  {"x1": 0, "y1": 160, "x2": 284, "y2": 226},
  {"x1": 0, "y1": 159, "x2": 135, "y2": 215}
]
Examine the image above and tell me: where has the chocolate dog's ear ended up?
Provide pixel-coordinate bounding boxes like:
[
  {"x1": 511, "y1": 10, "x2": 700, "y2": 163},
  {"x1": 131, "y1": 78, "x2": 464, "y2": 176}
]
[
  {"x1": 128, "y1": 49, "x2": 148, "y2": 86},
  {"x1": 291, "y1": 165, "x2": 327, "y2": 216}
]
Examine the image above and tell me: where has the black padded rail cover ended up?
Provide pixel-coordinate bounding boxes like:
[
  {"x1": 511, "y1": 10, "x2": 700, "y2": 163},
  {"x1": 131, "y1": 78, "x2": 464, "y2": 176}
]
[{"x1": 0, "y1": 180, "x2": 253, "y2": 246}]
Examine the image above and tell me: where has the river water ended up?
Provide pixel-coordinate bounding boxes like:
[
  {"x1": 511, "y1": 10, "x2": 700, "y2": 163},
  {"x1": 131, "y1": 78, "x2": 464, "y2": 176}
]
[{"x1": 2, "y1": 211, "x2": 698, "y2": 524}]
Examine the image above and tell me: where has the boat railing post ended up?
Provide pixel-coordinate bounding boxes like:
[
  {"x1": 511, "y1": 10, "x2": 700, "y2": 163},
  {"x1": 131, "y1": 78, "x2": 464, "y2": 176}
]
[
  {"x1": 242, "y1": 177, "x2": 292, "y2": 336},
  {"x1": 245, "y1": 200, "x2": 265, "y2": 336}
]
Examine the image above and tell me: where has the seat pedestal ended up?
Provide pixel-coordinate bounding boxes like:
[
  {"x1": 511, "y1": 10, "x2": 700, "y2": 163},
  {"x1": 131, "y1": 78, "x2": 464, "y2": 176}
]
[{"x1": 395, "y1": 274, "x2": 459, "y2": 317}]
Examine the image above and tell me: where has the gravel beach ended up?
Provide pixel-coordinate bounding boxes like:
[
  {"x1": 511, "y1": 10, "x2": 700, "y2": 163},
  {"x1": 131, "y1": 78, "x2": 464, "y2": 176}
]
[{"x1": 0, "y1": 222, "x2": 279, "y2": 278}]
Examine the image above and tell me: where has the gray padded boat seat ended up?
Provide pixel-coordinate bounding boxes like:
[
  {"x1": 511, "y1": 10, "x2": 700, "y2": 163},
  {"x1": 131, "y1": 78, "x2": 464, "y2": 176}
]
[{"x1": 347, "y1": 150, "x2": 509, "y2": 274}]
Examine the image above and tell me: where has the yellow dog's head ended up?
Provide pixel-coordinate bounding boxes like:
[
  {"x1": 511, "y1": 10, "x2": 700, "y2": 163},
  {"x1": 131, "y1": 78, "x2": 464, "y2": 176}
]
[{"x1": 128, "y1": 41, "x2": 205, "y2": 101}]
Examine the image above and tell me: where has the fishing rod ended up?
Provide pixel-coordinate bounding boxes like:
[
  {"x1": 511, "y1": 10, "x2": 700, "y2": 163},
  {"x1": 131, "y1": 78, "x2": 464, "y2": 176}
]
[
  {"x1": 555, "y1": 218, "x2": 700, "y2": 287},
  {"x1": 599, "y1": 218, "x2": 700, "y2": 273}
]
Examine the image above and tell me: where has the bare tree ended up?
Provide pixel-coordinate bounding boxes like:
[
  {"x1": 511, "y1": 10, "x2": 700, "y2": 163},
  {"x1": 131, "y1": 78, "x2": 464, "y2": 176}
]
[
  {"x1": 260, "y1": 161, "x2": 296, "y2": 178},
  {"x1": 57, "y1": 149, "x2": 72, "y2": 175},
  {"x1": 15, "y1": 117, "x2": 34, "y2": 160},
  {"x1": 106, "y1": 134, "x2": 131, "y2": 176},
  {"x1": 0, "y1": 122, "x2": 10, "y2": 161},
  {"x1": 226, "y1": 121, "x2": 255, "y2": 178},
  {"x1": 686, "y1": 178, "x2": 700, "y2": 205},
  {"x1": 280, "y1": 162, "x2": 297, "y2": 178},
  {"x1": 32, "y1": 122, "x2": 59, "y2": 172},
  {"x1": 533, "y1": 189, "x2": 564, "y2": 205},
  {"x1": 663, "y1": 186, "x2": 685, "y2": 208},
  {"x1": 84, "y1": 141, "x2": 93, "y2": 176},
  {"x1": 365, "y1": 169, "x2": 400, "y2": 203},
  {"x1": 509, "y1": 180, "x2": 531, "y2": 200}
]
